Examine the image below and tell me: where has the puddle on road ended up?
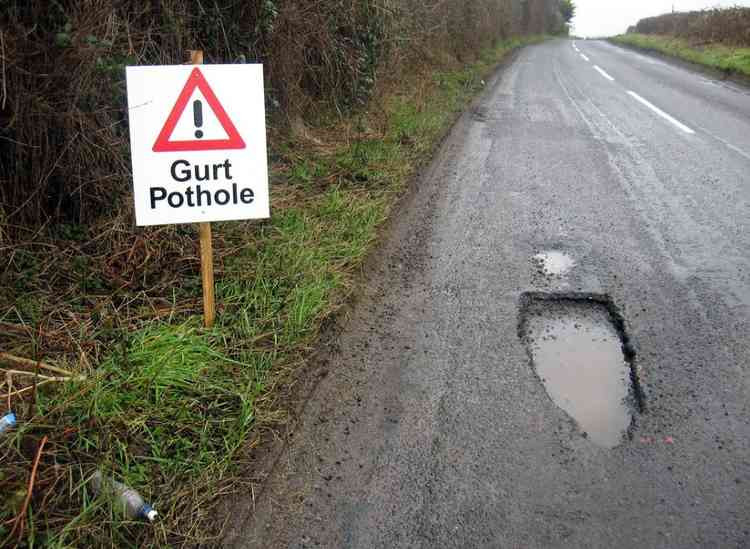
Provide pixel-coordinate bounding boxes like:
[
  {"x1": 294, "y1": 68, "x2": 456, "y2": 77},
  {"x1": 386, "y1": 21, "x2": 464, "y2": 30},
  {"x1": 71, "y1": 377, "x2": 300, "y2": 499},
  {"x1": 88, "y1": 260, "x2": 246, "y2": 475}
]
[
  {"x1": 519, "y1": 295, "x2": 639, "y2": 448},
  {"x1": 533, "y1": 251, "x2": 575, "y2": 277}
]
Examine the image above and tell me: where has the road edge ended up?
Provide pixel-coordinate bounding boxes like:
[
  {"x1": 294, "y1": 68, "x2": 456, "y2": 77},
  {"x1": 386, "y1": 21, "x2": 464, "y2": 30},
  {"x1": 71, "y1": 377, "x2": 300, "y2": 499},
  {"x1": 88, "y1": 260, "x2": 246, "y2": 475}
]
[{"x1": 216, "y1": 43, "x2": 528, "y2": 548}]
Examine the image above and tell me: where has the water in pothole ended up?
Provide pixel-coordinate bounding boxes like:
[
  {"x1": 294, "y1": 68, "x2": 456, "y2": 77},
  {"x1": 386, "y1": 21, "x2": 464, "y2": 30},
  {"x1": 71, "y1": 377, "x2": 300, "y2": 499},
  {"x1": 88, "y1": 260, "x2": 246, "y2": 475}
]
[
  {"x1": 522, "y1": 300, "x2": 634, "y2": 448},
  {"x1": 533, "y1": 251, "x2": 575, "y2": 277}
]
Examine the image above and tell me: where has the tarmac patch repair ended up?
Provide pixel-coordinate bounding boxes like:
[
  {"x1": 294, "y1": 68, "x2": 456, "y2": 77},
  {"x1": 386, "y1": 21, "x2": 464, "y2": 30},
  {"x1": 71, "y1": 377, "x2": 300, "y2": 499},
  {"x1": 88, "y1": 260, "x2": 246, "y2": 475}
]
[{"x1": 519, "y1": 293, "x2": 644, "y2": 448}]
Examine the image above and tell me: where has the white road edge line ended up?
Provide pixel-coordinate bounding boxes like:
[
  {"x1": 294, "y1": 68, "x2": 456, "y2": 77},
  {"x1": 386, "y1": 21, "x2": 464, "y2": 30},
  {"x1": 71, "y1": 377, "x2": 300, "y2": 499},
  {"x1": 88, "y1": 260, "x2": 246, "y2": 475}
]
[
  {"x1": 627, "y1": 91, "x2": 695, "y2": 134},
  {"x1": 593, "y1": 65, "x2": 615, "y2": 81},
  {"x1": 580, "y1": 53, "x2": 590, "y2": 62}
]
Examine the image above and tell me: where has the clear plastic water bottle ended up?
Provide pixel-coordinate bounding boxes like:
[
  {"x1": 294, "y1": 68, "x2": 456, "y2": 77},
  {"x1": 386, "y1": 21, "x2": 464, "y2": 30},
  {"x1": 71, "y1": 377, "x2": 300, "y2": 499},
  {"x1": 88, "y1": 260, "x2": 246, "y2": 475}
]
[
  {"x1": 91, "y1": 471, "x2": 158, "y2": 521},
  {"x1": 0, "y1": 412, "x2": 16, "y2": 434}
]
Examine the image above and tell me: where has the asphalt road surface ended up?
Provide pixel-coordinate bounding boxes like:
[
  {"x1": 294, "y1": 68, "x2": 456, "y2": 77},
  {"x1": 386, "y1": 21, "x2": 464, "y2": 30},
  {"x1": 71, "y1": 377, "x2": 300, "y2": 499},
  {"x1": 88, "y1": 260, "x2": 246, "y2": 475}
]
[{"x1": 225, "y1": 39, "x2": 750, "y2": 548}]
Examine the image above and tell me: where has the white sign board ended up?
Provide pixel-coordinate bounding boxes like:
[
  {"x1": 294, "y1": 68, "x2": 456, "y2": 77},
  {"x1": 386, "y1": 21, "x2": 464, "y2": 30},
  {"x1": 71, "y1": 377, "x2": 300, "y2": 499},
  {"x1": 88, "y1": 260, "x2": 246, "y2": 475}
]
[{"x1": 125, "y1": 64, "x2": 269, "y2": 226}]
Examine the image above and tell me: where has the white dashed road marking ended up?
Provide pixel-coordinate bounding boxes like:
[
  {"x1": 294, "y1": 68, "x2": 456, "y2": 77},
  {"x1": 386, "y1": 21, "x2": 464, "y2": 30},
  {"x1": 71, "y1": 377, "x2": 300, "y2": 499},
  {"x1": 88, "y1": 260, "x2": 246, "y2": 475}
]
[{"x1": 594, "y1": 65, "x2": 615, "y2": 81}]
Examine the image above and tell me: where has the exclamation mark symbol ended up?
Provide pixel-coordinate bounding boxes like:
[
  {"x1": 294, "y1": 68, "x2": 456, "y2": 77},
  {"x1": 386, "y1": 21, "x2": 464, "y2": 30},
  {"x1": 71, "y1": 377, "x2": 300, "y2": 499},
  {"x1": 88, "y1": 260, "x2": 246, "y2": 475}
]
[{"x1": 193, "y1": 100, "x2": 204, "y2": 139}]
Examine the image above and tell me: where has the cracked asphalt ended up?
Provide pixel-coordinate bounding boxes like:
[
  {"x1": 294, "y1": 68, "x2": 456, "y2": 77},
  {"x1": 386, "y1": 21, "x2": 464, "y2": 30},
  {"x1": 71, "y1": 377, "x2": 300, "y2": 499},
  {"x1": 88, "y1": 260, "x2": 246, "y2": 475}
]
[{"x1": 224, "y1": 39, "x2": 750, "y2": 548}]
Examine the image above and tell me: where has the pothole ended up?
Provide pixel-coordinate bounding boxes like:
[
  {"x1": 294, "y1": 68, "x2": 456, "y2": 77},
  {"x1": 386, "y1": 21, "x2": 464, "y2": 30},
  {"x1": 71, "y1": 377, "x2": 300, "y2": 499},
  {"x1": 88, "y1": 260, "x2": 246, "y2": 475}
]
[
  {"x1": 533, "y1": 251, "x2": 575, "y2": 277},
  {"x1": 519, "y1": 293, "x2": 643, "y2": 448}
]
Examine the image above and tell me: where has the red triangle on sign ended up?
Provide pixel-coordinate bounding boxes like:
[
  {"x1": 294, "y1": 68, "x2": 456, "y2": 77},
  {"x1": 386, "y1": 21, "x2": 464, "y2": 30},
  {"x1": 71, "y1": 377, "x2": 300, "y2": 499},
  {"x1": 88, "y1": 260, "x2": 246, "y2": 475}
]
[{"x1": 152, "y1": 67, "x2": 246, "y2": 152}]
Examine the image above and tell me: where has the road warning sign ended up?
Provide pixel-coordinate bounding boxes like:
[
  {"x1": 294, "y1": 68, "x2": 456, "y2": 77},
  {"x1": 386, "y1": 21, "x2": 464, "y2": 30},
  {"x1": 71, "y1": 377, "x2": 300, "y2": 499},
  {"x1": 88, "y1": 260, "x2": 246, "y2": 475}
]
[
  {"x1": 126, "y1": 64, "x2": 269, "y2": 226},
  {"x1": 152, "y1": 68, "x2": 246, "y2": 152}
]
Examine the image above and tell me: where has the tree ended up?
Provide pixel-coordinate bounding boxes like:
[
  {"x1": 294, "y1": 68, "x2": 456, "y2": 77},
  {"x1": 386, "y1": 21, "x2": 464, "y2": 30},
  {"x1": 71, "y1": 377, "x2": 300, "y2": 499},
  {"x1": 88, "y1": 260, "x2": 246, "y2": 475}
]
[{"x1": 560, "y1": 0, "x2": 576, "y2": 24}]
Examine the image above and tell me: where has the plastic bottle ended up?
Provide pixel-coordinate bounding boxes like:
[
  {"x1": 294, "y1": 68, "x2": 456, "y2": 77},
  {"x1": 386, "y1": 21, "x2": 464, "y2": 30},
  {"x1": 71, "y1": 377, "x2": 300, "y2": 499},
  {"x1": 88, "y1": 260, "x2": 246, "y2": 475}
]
[
  {"x1": 91, "y1": 471, "x2": 158, "y2": 521},
  {"x1": 0, "y1": 412, "x2": 16, "y2": 434}
]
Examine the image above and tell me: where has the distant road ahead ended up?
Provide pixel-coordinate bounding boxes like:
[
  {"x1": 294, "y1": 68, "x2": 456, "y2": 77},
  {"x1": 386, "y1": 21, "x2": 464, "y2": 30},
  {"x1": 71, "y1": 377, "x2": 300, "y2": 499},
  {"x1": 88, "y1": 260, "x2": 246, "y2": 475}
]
[{"x1": 227, "y1": 39, "x2": 750, "y2": 548}]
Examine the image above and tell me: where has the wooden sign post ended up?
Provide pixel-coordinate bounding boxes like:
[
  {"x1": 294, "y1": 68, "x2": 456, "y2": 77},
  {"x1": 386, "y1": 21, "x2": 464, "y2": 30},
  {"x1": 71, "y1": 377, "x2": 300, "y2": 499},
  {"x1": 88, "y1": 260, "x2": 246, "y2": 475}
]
[
  {"x1": 125, "y1": 51, "x2": 270, "y2": 330},
  {"x1": 189, "y1": 50, "x2": 216, "y2": 328}
]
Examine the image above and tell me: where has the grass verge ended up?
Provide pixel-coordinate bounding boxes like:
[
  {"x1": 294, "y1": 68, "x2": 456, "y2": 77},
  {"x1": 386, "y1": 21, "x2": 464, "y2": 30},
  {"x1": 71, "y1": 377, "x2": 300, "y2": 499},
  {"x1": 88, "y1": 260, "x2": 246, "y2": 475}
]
[
  {"x1": 611, "y1": 33, "x2": 750, "y2": 78},
  {"x1": 0, "y1": 35, "x2": 544, "y2": 547}
]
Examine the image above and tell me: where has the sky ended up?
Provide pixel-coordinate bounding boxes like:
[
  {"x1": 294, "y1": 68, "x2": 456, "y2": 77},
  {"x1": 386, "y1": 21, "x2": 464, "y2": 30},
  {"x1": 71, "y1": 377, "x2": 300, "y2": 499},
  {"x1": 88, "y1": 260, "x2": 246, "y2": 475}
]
[{"x1": 571, "y1": 0, "x2": 750, "y2": 38}]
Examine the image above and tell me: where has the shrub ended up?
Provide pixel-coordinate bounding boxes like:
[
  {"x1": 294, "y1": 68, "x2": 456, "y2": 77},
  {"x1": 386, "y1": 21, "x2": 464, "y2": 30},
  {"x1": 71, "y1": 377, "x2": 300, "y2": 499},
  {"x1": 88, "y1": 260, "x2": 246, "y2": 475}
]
[
  {"x1": 0, "y1": 0, "x2": 565, "y2": 232},
  {"x1": 633, "y1": 7, "x2": 750, "y2": 47}
]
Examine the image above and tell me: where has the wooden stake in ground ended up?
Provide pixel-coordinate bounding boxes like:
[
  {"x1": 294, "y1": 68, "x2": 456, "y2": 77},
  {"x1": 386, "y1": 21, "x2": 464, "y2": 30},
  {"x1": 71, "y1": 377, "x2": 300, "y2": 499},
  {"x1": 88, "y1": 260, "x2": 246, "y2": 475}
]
[{"x1": 190, "y1": 49, "x2": 216, "y2": 328}]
